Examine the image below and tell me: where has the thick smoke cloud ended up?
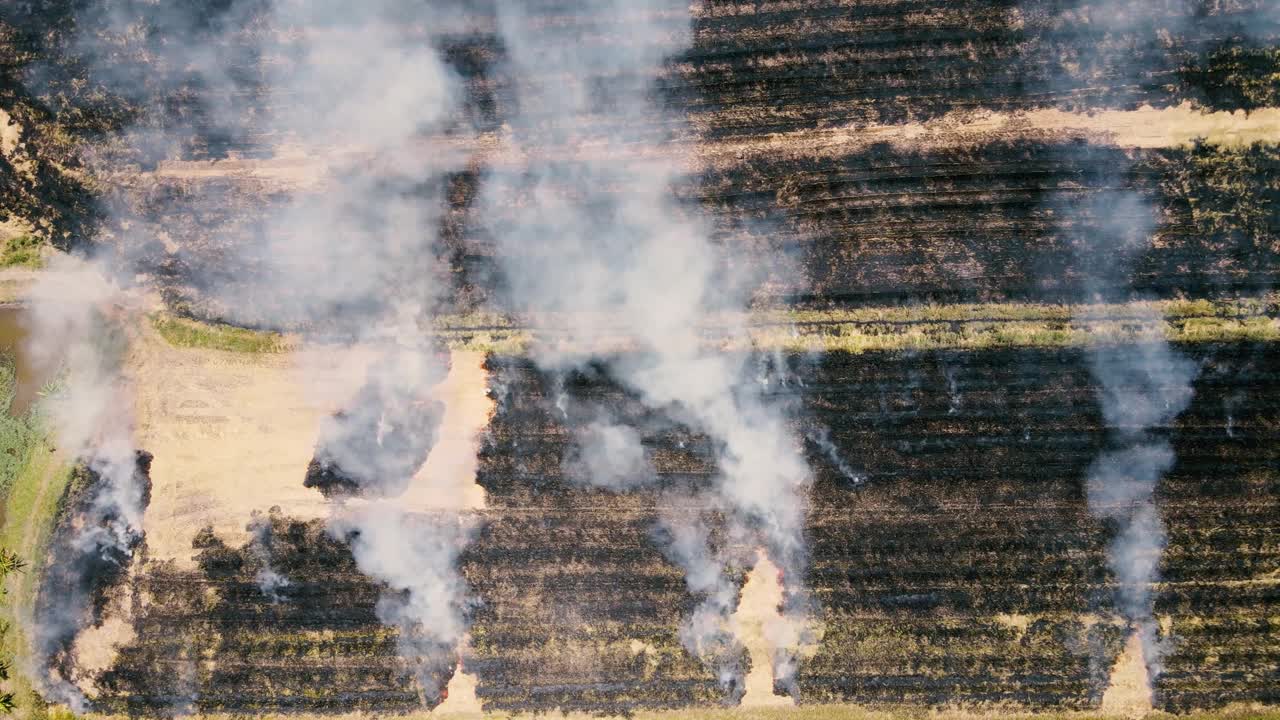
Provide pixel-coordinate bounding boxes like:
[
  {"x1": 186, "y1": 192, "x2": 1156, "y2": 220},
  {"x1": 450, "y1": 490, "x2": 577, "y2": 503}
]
[
  {"x1": 204, "y1": 1, "x2": 466, "y2": 330},
  {"x1": 655, "y1": 498, "x2": 750, "y2": 697},
  {"x1": 23, "y1": 0, "x2": 826, "y2": 707},
  {"x1": 191, "y1": 0, "x2": 476, "y2": 704},
  {"x1": 305, "y1": 345, "x2": 447, "y2": 498},
  {"x1": 481, "y1": 0, "x2": 817, "y2": 697},
  {"x1": 22, "y1": 258, "x2": 149, "y2": 711},
  {"x1": 329, "y1": 504, "x2": 475, "y2": 700},
  {"x1": 564, "y1": 416, "x2": 654, "y2": 491}
]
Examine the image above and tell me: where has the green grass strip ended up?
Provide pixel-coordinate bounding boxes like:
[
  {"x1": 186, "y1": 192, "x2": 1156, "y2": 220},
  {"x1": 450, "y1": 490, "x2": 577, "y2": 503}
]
[{"x1": 150, "y1": 314, "x2": 291, "y2": 354}]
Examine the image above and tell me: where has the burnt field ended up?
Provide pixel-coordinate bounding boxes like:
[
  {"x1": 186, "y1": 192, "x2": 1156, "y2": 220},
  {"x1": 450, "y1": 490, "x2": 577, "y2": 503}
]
[
  {"x1": 681, "y1": 0, "x2": 1280, "y2": 137},
  {"x1": 97, "y1": 518, "x2": 426, "y2": 715},
  {"x1": 2, "y1": 0, "x2": 1279, "y2": 265},
  {"x1": 694, "y1": 140, "x2": 1280, "y2": 304},
  {"x1": 88, "y1": 343, "x2": 1280, "y2": 714},
  {"x1": 102, "y1": 138, "x2": 1280, "y2": 324},
  {"x1": 4, "y1": 0, "x2": 1279, "y2": 714},
  {"x1": 3, "y1": 0, "x2": 1278, "y2": 152}
]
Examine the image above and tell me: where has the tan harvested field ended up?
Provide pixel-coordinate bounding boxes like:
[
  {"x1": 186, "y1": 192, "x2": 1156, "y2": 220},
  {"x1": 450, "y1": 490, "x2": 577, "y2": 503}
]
[
  {"x1": 129, "y1": 332, "x2": 354, "y2": 566},
  {"x1": 402, "y1": 351, "x2": 493, "y2": 511},
  {"x1": 701, "y1": 105, "x2": 1280, "y2": 169},
  {"x1": 131, "y1": 336, "x2": 492, "y2": 567},
  {"x1": 735, "y1": 552, "x2": 797, "y2": 709}
]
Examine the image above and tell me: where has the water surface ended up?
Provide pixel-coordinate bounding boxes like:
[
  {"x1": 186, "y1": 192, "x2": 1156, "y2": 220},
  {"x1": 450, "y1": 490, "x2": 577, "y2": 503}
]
[{"x1": 0, "y1": 305, "x2": 44, "y2": 416}]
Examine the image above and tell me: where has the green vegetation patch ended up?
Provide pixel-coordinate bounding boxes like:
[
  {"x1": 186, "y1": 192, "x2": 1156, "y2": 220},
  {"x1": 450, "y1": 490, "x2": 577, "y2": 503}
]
[
  {"x1": 0, "y1": 236, "x2": 43, "y2": 270},
  {"x1": 0, "y1": 355, "x2": 73, "y2": 717},
  {"x1": 0, "y1": 358, "x2": 38, "y2": 500},
  {"x1": 150, "y1": 314, "x2": 291, "y2": 353}
]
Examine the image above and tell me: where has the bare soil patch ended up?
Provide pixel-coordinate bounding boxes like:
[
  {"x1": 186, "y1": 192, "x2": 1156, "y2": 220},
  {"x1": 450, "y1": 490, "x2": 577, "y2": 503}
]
[
  {"x1": 734, "y1": 550, "x2": 794, "y2": 708},
  {"x1": 1101, "y1": 632, "x2": 1155, "y2": 718}
]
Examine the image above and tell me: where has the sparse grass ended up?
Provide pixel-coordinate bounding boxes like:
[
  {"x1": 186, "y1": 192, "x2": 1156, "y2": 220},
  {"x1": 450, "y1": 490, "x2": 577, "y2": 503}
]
[
  {"x1": 432, "y1": 297, "x2": 1280, "y2": 355},
  {"x1": 0, "y1": 236, "x2": 43, "y2": 270},
  {"x1": 149, "y1": 297, "x2": 1280, "y2": 355},
  {"x1": 150, "y1": 314, "x2": 291, "y2": 354},
  {"x1": 0, "y1": 441, "x2": 70, "y2": 606}
]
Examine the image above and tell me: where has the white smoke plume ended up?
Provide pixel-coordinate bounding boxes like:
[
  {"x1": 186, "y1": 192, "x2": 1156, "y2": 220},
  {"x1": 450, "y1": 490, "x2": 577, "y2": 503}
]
[
  {"x1": 246, "y1": 510, "x2": 290, "y2": 603},
  {"x1": 758, "y1": 350, "x2": 864, "y2": 487},
  {"x1": 480, "y1": 0, "x2": 817, "y2": 697},
  {"x1": 805, "y1": 426, "x2": 864, "y2": 488},
  {"x1": 1084, "y1": 338, "x2": 1196, "y2": 677},
  {"x1": 564, "y1": 415, "x2": 654, "y2": 491},
  {"x1": 22, "y1": 256, "x2": 147, "y2": 711},
  {"x1": 24, "y1": 0, "x2": 827, "y2": 706},
  {"x1": 1015, "y1": 0, "x2": 1211, "y2": 690},
  {"x1": 1072, "y1": 190, "x2": 1197, "y2": 684},
  {"x1": 328, "y1": 503, "x2": 475, "y2": 702},
  {"x1": 1046, "y1": 14, "x2": 1212, "y2": 675},
  {"x1": 654, "y1": 495, "x2": 749, "y2": 697},
  {"x1": 199, "y1": 0, "x2": 477, "y2": 704}
]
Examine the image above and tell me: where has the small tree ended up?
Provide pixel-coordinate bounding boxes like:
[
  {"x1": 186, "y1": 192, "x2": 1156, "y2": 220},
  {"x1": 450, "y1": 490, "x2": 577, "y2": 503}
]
[
  {"x1": 0, "y1": 550, "x2": 25, "y2": 577},
  {"x1": 0, "y1": 547, "x2": 24, "y2": 715},
  {"x1": 0, "y1": 659, "x2": 14, "y2": 713}
]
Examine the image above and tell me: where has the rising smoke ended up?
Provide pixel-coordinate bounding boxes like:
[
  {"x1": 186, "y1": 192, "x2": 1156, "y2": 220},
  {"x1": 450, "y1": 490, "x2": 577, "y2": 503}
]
[
  {"x1": 480, "y1": 0, "x2": 817, "y2": 697},
  {"x1": 1019, "y1": 0, "x2": 1208, "y2": 690},
  {"x1": 564, "y1": 414, "x2": 654, "y2": 491},
  {"x1": 195, "y1": 0, "x2": 479, "y2": 704},
  {"x1": 1074, "y1": 193, "x2": 1197, "y2": 682},
  {"x1": 328, "y1": 503, "x2": 475, "y2": 702},
  {"x1": 246, "y1": 509, "x2": 290, "y2": 603},
  {"x1": 21, "y1": 0, "x2": 482, "y2": 707},
  {"x1": 22, "y1": 258, "x2": 150, "y2": 710},
  {"x1": 655, "y1": 497, "x2": 751, "y2": 699},
  {"x1": 1083, "y1": 336, "x2": 1196, "y2": 678}
]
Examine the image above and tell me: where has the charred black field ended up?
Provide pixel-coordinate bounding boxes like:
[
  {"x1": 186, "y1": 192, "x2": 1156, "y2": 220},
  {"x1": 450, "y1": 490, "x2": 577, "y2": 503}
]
[
  {"x1": 67, "y1": 345, "x2": 1279, "y2": 714},
  {"x1": 1, "y1": 0, "x2": 1279, "y2": 718}
]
